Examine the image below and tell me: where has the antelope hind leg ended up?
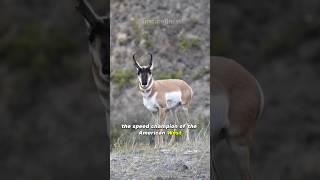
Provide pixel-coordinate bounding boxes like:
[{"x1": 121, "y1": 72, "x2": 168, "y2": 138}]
[
  {"x1": 211, "y1": 93, "x2": 231, "y2": 180},
  {"x1": 168, "y1": 110, "x2": 178, "y2": 145},
  {"x1": 182, "y1": 107, "x2": 190, "y2": 142},
  {"x1": 227, "y1": 136, "x2": 252, "y2": 180}
]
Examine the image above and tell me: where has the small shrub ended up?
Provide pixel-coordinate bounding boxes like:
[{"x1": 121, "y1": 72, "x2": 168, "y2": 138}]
[
  {"x1": 177, "y1": 35, "x2": 201, "y2": 52},
  {"x1": 111, "y1": 69, "x2": 134, "y2": 89},
  {"x1": 142, "y1": 32, "x2": 153, "y2": 48},
  {"x1": 155, "y1": 69, "x2": 182, "y2": 79},
  {"x1": 130, "y1": 17, "x2": 141, "y2": 36},
  {"x1": 191, "y1": 67, "x2": 209, "y2": 80},
  {"x1": 177, "y1": 37, "x2": 189, "y2": 51}
]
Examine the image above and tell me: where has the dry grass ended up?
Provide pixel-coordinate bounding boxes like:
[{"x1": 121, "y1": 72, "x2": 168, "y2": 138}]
[{"x1": 110, "y1": 126, "x2": 210, "y2": 180}]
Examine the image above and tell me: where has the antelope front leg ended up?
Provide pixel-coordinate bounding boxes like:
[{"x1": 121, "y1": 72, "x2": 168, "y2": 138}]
[
  {"x1": 151, "y1": 112, "x2": 159, "y2": 148},
  {"x1": 182, "y1": 107, "x2": 190, "y2": 142},
  {"x1": 158, "y1": 108, "x2": 166, "y2": 147}
]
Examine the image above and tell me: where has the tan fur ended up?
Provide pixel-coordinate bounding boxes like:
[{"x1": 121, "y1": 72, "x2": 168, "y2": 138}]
[{"x1": 147, "y1": 79, "x2": 193, "y2": 108}]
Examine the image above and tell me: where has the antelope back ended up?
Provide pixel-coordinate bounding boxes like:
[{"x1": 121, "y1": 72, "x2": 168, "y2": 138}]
[
  {"x1": 211, "y1": 56, "x2": 263, "y2": 141},
  {"x1": 154, "y1": 80, "x2": 193, "y2": 105}
]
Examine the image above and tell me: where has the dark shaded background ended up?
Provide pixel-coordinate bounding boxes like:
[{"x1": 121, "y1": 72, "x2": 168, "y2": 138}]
[
  {"x1": 212, "y1": 0, "x2": 320, "y2": 179},
  {"x1": 0, "y1": 0, "x2": 107, "y2": 179}
]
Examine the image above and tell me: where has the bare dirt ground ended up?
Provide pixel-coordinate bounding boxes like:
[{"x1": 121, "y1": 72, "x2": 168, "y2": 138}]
[{"x1": 110, "y1": 137, "x2": 210, "y2": 180}]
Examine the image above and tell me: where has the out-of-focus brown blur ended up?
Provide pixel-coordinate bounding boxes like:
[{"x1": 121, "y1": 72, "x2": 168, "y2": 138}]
[{"x1": 212, "y1": 0, "x2": 320, "y2": 179}]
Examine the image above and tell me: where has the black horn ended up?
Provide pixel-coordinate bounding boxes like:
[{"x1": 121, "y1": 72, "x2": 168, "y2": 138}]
[
  {"x1": 133, "y1": 54, "x2": 141, "y2": 69},
  {"x1": 76, "y1": 0, "x2": 100, "y2": 27},
  {"x1": 148, "y1": 53, "x2": 153, "y2": 68}
]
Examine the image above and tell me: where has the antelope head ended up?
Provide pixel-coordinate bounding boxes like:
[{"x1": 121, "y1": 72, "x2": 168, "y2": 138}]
[
  {"x1": 76, "y1": 0, "x2": 109, "y2": 75},
  {"x1": 133, "y1": 53, "x2": 153, "y2": 89}
]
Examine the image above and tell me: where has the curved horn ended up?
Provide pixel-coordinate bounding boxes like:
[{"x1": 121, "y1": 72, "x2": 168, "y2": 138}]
[
  {"x1": 133, "y1": 54, "x2": 141, "y2": 69},
  {"x1": 148, "y1": 53, "x2": 153, "y2": 68}
]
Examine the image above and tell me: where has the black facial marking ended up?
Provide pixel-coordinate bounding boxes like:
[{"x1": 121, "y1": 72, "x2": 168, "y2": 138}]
[{"x1": 139, "y1": 67, "x2": 151, "y2": 86}]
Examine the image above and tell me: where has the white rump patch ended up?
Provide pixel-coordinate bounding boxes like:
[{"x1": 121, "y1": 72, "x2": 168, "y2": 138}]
[{"x1": 165, "y1": 91, "x2": 182, "y2": 109}]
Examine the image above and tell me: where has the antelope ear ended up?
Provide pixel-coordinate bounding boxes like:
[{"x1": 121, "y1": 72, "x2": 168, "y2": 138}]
[
  {"x1": 135, "y1": 63, "x2": 142, "y2": 71},
  {"x1": 134, "y1": 64, "x2": 139, "y2": 71},
  {"x1": 149, "y1": 62, "x2": 153, "y2": 70}
]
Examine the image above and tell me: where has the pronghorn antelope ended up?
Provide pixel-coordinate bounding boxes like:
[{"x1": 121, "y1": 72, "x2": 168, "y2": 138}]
[
  {"x1": 133, "y1": 53, "x2": 193, "y2": 148},
  {"x1": 76, "y1": 0, "x2": 110, "y2": 144},
  {"x1": 211, "y1": 56, "x2": 264, "y2": 180}
]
